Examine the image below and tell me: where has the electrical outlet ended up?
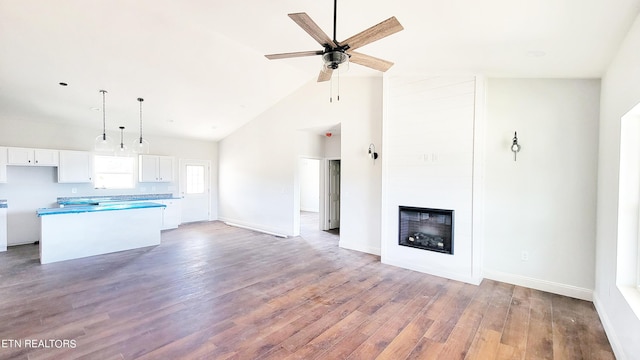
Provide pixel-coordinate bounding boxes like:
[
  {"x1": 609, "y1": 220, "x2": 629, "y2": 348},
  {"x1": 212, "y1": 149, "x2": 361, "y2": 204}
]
[
  {"x1": 71, "y1": 188, "x2": 77, "y2": 194},
  {"x1": 521, "y1": 251, "x2": 529, "y2": 261}
]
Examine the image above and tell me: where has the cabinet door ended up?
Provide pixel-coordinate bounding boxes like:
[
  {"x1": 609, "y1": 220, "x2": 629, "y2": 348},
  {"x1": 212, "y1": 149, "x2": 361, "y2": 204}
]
[
  {"x1": 58, "y1": 151, "x2": 93, "y2": 183},
  {"x1": 160, "y1": 199, "x2": 181, "y2": 230},
  {"x1": 158, "y1": 156, "x2": 174, "y2": 182},
  {"x1": 139, "y1": 155, "x2": 159, "y2": 182},
  {"x1": 7, "y1": 147, "x2": 33, "y2": 165},
  {"x1": 34, "y1": 149, "x2": 59, "y2": 166}
]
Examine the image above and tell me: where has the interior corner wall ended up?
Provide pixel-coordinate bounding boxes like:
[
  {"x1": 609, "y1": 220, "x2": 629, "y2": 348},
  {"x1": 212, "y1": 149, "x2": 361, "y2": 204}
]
[
  {"x1": 381, "y1": 76, "x2": 478, "y2": 284},
  {"x1": 218, "y1": 76, "x2": 382, "y2": 244},
  {"x1": 483, "y1": 78, "x2": 600, "y2": 301},
  {"x1": 594, "y1": 12, "x2": 640, "y2": 360}
]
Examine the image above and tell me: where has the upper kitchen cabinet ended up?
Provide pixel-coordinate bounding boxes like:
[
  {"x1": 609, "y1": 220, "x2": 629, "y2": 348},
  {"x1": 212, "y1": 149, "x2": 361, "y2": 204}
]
[
  {"x1": 0, "y1": 147, "x2": 7, "y2": 183},
  {"x1": 58, "y1": 150, "x2": 93, "y2": 183},
  {"x1": 7, "y1": 147, "x2": 59, "y2": 166},
  {"x1": 139, "y1": 155, "x2": 174, "y2": 182}
]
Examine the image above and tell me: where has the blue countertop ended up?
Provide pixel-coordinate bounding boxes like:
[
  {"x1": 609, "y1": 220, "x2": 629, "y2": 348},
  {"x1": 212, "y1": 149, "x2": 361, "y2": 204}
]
[
  {"x1": 37, "y1": 202, "x2": 166, "y2": 217},
  {"x1": 57, "y1": 193, "x2": 179, "y2": 206},
  {"x1": 0, "y1": 200, "x2": 6, "y2": 209}
]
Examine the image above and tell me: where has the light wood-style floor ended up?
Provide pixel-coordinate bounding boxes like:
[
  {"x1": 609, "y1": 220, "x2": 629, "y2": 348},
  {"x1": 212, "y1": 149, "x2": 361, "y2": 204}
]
[{"x1": 0, "y1": 212, "x2": 613, "y2": 359}]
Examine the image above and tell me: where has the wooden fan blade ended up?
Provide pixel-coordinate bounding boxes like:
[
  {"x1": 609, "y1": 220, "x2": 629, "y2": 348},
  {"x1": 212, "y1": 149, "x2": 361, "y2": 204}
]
[
  {"x1": 339, "y1": 16, "x2": 403, "y2": 52},
  {"x1": 265, "y1": 50, "x2": 323, "y2": 60},
  {"x1": 318, "y1": 69, "x2": 333, "y2": 82},
  {"x1": 349, "y1": 51, "x2": 394, "y2": 72},
  {"x1": 289, "y1": 13, "x2": 337, "y2": 49}
]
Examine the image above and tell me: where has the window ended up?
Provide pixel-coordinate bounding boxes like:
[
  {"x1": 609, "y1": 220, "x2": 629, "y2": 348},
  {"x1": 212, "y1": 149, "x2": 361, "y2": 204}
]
[
  {"x1": 185, "y1": 164, "x2": 205, "y2": 194},
  {"x1": 94, "y1": 155, "x2": 135, "y2": 189}
]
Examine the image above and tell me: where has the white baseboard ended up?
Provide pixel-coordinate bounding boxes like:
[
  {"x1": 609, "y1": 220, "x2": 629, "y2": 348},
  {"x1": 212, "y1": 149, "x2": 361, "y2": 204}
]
[
  {"x1": 219, "y1": 218, "x2": 289, "y2": 238},
  {"x1": 382, "y1": 256, "x2": 483, "y2": 285},
  {"x1": 483, "y1": 269, "x2": 593, "y2": 301},
  {"x1": 593, "y1": 292, "x2": 626, "y2": 360},
  {"x1": 339, "y1": 240, "x2": 381, "y2": 256}
]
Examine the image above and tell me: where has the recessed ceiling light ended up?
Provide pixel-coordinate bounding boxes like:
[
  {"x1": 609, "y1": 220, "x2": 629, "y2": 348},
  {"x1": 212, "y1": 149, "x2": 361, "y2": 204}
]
[{"x1": 59, "y1": 82, "x2": 68, "y2": 86}]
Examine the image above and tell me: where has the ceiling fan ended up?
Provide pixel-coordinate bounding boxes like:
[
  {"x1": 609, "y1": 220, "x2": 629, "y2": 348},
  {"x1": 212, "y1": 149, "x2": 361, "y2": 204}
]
[{"x1": 265, "y1": 0, "x2": 404, "y2": 82}]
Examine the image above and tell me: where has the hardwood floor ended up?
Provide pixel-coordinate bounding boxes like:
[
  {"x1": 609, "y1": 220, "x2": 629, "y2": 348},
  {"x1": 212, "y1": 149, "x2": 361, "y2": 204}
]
[{"x1": 0, "y1": 212, "x2": 613, "y2": 359}]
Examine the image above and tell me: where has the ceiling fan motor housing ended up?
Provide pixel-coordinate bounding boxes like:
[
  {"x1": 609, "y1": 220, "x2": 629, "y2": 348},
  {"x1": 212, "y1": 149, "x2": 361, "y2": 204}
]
[{"x1": 322, "y1": 50, "x2": 349, "y2": 69}]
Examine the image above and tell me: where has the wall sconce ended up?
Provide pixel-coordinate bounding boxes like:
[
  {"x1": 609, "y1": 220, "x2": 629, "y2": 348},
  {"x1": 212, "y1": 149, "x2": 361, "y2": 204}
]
[
  {"x1": 368, "y1": 143, "x2": 378, "y2": 161},
  {"x1": 511, "y1": 131, "x2": 521, "y2": 161}
]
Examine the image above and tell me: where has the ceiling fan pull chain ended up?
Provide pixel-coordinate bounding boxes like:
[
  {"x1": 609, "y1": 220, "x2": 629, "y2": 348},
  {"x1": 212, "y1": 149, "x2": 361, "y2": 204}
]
[
  {"x1": 330, "y1": 76, "x2": 333, "y2": 103},
  {"x1": 337, "y1": 69, "x2": 340, "y2": 101}
]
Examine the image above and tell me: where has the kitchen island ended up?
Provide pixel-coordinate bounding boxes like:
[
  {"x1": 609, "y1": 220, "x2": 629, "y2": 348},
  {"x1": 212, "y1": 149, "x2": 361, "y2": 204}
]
[{"x1": 37, "y1": 202, "x2": 165, "y2": 264}]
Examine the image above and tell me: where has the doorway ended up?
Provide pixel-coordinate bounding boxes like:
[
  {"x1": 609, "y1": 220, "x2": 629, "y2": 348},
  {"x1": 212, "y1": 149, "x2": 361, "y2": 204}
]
[
  {"x1": 179, "y1": 159, "x2": 211, "y2": 223},
  {"x1": 325, "y1": 159, "x2": 341, "y2": 231}
]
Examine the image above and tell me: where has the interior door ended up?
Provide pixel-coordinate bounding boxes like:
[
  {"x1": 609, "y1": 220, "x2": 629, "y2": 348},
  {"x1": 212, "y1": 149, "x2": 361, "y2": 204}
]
[
  {"x1": 328, "y1": 160, "x2": 340, "y2": 229},
  {"x1": 179, "y1": 159, "x2": 210, "y2": 223}
]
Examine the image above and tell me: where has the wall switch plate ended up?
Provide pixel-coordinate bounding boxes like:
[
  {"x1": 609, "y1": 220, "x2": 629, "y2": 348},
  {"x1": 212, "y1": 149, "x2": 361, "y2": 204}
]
[{"x1": 521, "y1": 251, "x2": 529, "y2": 261}]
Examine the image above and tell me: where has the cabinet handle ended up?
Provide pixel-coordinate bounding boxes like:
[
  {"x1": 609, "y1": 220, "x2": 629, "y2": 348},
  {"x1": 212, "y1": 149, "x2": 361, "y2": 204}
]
[{"x1": 35, "y1": 160, "x2": 38, "y2": 164}]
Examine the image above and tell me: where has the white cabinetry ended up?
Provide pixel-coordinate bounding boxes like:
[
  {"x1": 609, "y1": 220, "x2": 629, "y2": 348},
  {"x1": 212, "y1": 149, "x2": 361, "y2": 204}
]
[
  {"x1": 158, "y1": 199, "x2": 181, "y2": 230},
  {"x1": 139, "y1": 155, "x2": 174, "y2": 182},
  {"x1": 58, "y1": 150, "x2": 93, "y2": 183},
  {"x1": 0, "y1": 147, "x2": 7, "y2": 183},
  {"x1": 7, "y1": 147, "x2": 59, "y2": 166}
]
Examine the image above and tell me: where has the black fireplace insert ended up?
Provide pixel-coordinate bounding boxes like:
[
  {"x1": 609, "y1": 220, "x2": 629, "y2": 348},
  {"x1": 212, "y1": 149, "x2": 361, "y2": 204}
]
[{"x1": 398, "y1": 206, "x2": 454, "y2": 254}]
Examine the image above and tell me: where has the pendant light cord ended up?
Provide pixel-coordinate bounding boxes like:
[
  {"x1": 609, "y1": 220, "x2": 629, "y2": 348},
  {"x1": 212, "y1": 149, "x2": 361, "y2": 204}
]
[
  {"x1": 100, "y1": 90, "x2": 107, "y2": 140},
  {"x1": 138, "y1": 98, "x2": 144, "y2": 143}
]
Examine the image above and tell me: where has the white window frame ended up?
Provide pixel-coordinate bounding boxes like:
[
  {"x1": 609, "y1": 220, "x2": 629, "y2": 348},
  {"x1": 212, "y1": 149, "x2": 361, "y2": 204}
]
[{"x1": 93, "y1": 155, "x2": 135, "y2": 190}]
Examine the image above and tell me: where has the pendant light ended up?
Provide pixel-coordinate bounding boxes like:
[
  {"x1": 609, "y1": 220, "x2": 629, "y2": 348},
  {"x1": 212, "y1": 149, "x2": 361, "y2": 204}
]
[
  {"x1": 131, "y1": 97, "x2": 150, "y2": 154},
  {"x1": 115, "y1": 126, "x2": 129, "y2": 156},
  {"x1": 94, "y1": 89, "x2": 115, "y2": 152}
]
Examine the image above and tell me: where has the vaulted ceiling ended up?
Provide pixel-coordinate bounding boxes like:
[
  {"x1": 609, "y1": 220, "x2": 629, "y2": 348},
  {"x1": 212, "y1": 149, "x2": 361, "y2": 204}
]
[{"x1": 1, "y1": 0, "x2": 639, "y2": 141}]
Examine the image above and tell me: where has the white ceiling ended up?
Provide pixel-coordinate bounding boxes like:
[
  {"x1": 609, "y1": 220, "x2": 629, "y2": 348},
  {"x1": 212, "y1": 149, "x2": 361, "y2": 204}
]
[{"x1": 1, "y1": 0, "x2": 639, "y2": 142}]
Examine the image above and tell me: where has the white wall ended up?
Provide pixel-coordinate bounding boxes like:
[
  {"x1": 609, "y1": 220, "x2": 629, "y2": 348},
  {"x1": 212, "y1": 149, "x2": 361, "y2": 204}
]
[
  {"x1": 381, "y1": 76, "x2": 479, "y2": 284},
  {"x1": 325, "y1": 134, "x2": 341, "y2": 158},
  {"x1": 484, "y1": 78, "x2": 600, "y2": 300},
  {"x1": 299, "y1": 158, "x2": 320, "y2": 212},
  {"x1": 0, "y1": 116, "x2": 218, "y2": 245},
  {"x1": 339, "y1": 81, "x2": 383, "y2": 255},
  {"x1": 595, "y1": 12, "x2": 640, "y2": 360},
  {"x1": 218, "y1": 76, "x2": 382, "y2": 250}
]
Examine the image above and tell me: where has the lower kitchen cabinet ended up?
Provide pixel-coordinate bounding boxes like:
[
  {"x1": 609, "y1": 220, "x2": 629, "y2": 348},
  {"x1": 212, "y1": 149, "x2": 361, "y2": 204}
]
[{"x1": 159, "y1": 199, "x2": 181, "y2": 230}]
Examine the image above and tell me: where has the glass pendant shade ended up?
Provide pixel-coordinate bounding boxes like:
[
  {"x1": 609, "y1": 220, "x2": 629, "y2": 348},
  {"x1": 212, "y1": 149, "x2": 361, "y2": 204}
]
[
  {"x1": 94, "y1": 133, "x2": 115, "y2": 153},
  {"x1": 94, "y1": 90, "x2": 115, "y2": 153},
  {"x1": 132, "y1": 137, "x2": 150, "y2": 154},
  {"x1": 131, "y1": 97, "x2": 150, "y2": 154}
]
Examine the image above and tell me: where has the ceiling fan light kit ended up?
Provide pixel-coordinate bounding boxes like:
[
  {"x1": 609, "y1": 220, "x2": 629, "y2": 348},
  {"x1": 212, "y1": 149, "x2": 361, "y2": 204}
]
[{"x1": 265, "y1": 0, "x2": 403, "y2": 100}]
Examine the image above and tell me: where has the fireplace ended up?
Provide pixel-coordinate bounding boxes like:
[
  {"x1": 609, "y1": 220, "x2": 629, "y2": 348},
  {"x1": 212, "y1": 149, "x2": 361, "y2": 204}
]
[{"x1": 399, "y1": 206, "x2": 454, "y2": 254}]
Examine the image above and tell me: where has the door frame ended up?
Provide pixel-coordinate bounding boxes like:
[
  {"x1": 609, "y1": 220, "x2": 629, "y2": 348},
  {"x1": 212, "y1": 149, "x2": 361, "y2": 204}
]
[
  {"x1": 321, "y1": 158, "x2": 341, "y2": 231},
  {"x1": 178, "y1": 158, "x2": 212, "y2": 222}
]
